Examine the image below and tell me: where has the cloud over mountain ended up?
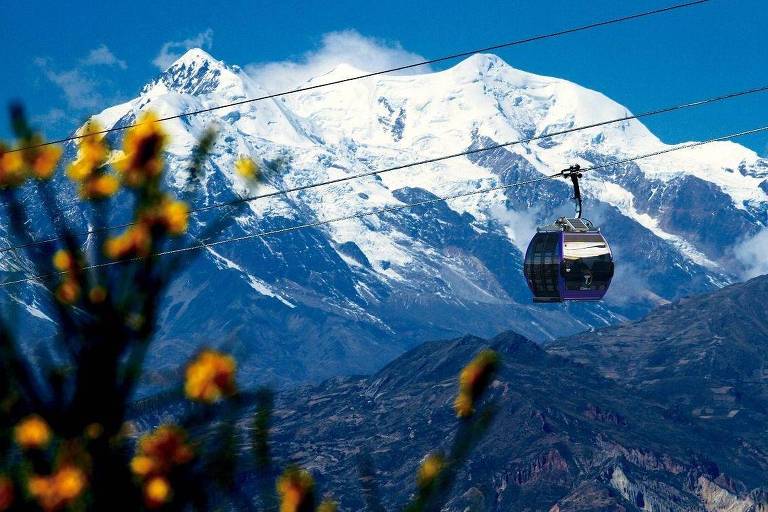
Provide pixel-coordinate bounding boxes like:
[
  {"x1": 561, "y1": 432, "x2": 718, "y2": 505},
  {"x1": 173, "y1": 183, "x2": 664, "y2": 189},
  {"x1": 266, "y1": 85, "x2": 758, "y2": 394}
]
[
  {"x1": 244, "y1": 29, "x2": 432, "y2": 92},
  {"x1": 153, "y1": 29, "x2": 214, "y2": 70},
  {"x1": 734, "y1": 228, "x2": 768, "y2": 279}
]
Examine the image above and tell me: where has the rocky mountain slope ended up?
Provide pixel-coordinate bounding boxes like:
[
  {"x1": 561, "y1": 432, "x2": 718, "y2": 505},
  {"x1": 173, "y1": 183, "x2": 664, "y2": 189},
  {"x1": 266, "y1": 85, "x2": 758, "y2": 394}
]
[
  {"x1": 128, "y1": 271, "x2": 768, "y2": 511},
  {"x1": 547, "y1": 274, "x2": 768, "y2": 472},
  {"x1": 224, "y1": 330, "x2": 766, "y2": 510},
  {"x1": 243, "y1": 277, "x2": 768, "y2": 510},
  {"x1": 3, "y1": 48, "x2": 767, "y2": 386}
]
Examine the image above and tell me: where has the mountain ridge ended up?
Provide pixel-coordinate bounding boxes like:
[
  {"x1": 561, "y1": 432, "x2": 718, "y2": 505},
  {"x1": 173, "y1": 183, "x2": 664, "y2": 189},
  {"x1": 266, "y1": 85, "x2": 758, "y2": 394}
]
[
  {"x1": 3, "y1": 47, "x2": 767, "y2": 387},
  {"x1": 546, "y1": 273, "x2": 768, "y2": 458},
  {"x1": 248, "y1": 277, "x2": 768, "y2": 509},
  {"x1": 126, "y1": 271, "x2": 768, "y2": 510}
]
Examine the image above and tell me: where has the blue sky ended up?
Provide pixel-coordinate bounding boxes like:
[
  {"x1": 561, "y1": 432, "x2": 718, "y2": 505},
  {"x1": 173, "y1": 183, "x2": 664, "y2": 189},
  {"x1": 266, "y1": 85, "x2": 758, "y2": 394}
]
[{"x1": 2, "y1": 0, "x2": 767, "y2": 154}]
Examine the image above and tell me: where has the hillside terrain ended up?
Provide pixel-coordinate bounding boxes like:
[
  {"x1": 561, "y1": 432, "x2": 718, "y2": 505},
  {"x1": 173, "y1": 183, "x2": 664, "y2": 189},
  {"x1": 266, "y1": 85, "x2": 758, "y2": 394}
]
[{"x1": 133, "y1": 276, "x2": 768, "y2": 510}]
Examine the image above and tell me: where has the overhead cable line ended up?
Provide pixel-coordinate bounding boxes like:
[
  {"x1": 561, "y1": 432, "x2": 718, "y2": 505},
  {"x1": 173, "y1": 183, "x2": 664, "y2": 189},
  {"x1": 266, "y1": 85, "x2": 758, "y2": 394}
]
[
  {"x1": 2, "y1": 122, "x2": 766, "y2": 289},
  {"x1": 2, "y1": 81, "x2": 766, "y2": 256},
  {"x1": 8, "y1": 0, "x2": 709, "y2": 154}
]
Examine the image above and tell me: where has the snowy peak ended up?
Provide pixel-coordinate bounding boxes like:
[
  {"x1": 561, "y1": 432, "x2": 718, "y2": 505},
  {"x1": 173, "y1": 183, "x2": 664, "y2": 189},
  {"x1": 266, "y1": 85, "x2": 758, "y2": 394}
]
[
  {"x1": 89, "y1": 49, "x2": 767, "y2": 286},
  {"x1": 169, "y1": 47, "x2": 221, "y2": 70},
  {"x1": 307, "y1": 62, "x2": 371, "y2": 84},
  {"x1": 14, "y1": 47, "x2": 768, "y2": 390},
  {"x1": 449, "y1": 52, "x2": 518, "y2": 79},
  {"x1": 143, "y1": 47, "x2": 241, "y2": 97}
]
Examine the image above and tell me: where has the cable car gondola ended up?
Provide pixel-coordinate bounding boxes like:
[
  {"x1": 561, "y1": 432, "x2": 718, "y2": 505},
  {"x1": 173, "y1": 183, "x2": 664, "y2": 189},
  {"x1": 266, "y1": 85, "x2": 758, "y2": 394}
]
[{"x1": 523, "y1": 165, "x2": 614, "y2": 302}]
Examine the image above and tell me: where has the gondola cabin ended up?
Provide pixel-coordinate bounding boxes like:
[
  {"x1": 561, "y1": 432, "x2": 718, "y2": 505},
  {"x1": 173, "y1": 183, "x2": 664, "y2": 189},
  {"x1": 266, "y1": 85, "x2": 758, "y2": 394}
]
[{"x1": 523, "y1": 217, "x2": 614, "y2": 302}]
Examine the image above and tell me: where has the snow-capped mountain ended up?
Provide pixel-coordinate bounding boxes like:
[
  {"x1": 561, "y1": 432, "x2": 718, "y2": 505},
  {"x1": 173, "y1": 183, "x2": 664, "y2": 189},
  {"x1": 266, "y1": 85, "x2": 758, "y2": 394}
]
[{"x1": 3, "y1": 48, "x2": 767, "y2": 386}]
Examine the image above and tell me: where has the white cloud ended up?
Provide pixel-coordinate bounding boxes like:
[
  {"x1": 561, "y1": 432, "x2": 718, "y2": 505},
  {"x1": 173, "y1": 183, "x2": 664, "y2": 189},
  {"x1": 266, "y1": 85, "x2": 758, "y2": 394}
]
[
  {"x1": 35, "y1": 58, "x2": 102, "y2": 110},
  {"x1": 490, "y1": 204, "x2": 540, "y2": 253},
  {"x1": 733, "y1": 229, "x2": 768, "y2": 279},
  {"x1": 153, "y1": 29, "x2": 213, "y2": 70},
  {"x1": 81, "y1": 44, "x2": 127, "y2": 69},
  {"x1": 601, "y1": 258, "x2": 659, "y2": 306},
  {"x1": 244, "y1": 30, "x2": 431, "y2": 92},
  {"x1": 34, "y1": 49, "x2": 129, "y2": 118},
  {"x1": 32, "y1": 108, "x2": 67, "y2": 127}
]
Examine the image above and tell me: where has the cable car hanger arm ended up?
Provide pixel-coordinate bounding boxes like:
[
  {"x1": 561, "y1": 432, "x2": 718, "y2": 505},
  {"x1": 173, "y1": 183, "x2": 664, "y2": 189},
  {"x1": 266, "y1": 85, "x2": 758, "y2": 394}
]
[{"x1": 560, "y1": 165, "x2": 584, "y2": 219}]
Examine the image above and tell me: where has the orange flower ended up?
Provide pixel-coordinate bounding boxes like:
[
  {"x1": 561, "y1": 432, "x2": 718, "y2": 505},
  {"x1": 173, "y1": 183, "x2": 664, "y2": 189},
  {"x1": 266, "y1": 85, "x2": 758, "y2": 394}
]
[
  {"x1": 158, "y1": 199, "x2": 189, "y2": 235},
  {"x1": 88, "y1": 286, "x2": 107, "y2": 304},
  {"x1": 28, "y1": 465, "x2": 86, "y2": 512},
  {"x1": 0, "y1": 143, "x2": 26, "y2": 188},
  {"x1": 114, "y1": 112, "x2": 167, "y2": 187},
  {"x1": 130, "y1": 455, "x2": 156, "y2": 477},
  {"x1": 104, "y1": 224, "x2": 152, "y2": 260},
  {"x1": 453, "y1": 349, "x2": 498, "y2": 418},
  {"x1": 417, "y1": 453, "x2": 444, "y2": 489},
  {"x1": 14, "y1": 414, "x2": 52, "y2": 449},
  {"x1": 453, "y1": 392, "x2": 473, "y2": 419},
  {"x1": 68, "y1": 121, "x2": 118, "y2": 200},
  {"x1": 184, "y1": 349, "x2": 237, "y2": 403},
  {"x1": 276, "y1": 467, "x2": 314, "y2": 512},
  {"x1": 0, "y1": 476, "x2": 13, "y2": 511},
  {"x1": 52, "y1": 250, "x2": 75, "y2": 272},
  {"x1": 132, "y1": 425, "x2": 194, "y2": 478},
  {"x1": 80, "y1": 174, "x2": 119, "y2": 200},
  {"x1": 144, "y1": 476, "x2": 171, "y2": 509},
  {"x1": 52, "y1": 250, "x2": 81, "y2": 304},
  {"x1": 27, "y1": 144, "x2": 63, "y2": 180},
  {"x1": 67, "y1": 122, "x2": 108, "y2": 182},
  {"x1": 139, "y1": 197, "x2": 189, "y2": 236},
  {"x1": 55, "y1": 279, "x2": 81, "y2": 305}
]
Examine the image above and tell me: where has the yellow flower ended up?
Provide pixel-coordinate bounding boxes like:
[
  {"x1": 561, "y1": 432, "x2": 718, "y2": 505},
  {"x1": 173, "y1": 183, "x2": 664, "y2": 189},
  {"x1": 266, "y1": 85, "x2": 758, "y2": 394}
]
[
  {"x1": 454, "y1": 349, "x2": 499, "y2": 418},
  {"x1": 417, "y1": 453, "x2": 444, "y2": 489},
  {"x1": 28, "y1": 465, "x2": 86, "y2": 512},
  {"x1": 130, "y1": 456, "x2": 156, "y2": 477},
  {"x1": 133, "y1": 425, "x2": 194, "y2": 478},
  {"x1": 80, "y1": 174, "x2": 119, "y2": 200},
  {"x1": 136, "y1": 196, "x2": 190, "y2": 236},
  {"x1": 28, "y1": 145, "x2": 63, "y2": 180},
  {"x1": 55, "y1": 279, "x2": 81, "y2": 305},
  {"x1": 67, "y1": 122, "x2": 107, "y2": 182},
  {"x1": 453, "y1": 391, "x2": 473, "y2": 419},
  {"x1": 459, "y1": 350, "x2": 498, "y2": 391},
  {"x1": 55, "y1": 467, "x2": 86, "y2": 501},
  {"x1": 0, "y1": 144, "x2": 26, "y2": 188},
  {"x1": 14, "y1": 414, "x2": 52, "y2": 449},
  {"x1": 184, "y1": 349, "x2": 237, "y2": 403},
  {"x1": 67, "y1": 161, "x2": 92, "y2": 182},
  {"x1": 130, "y1": 427, "x2": 190, "y2": 508},
  {"x1": 104, "y1": 224, "x2": 152, "y2": 260},
  {"x1": 276, "y1": 467, "x2": 314, "y2": 512},
  {"x1": 144, "y1": 476, "x2": 171, "y2": 509},
  {"x1": 0, "y1": 476, "x2": 13, "y2": 512},
  {"x1": 88, "y1": 286, "x2": 107, "y2": 304},
  {"x1": 52, "y1": 250, "x2": 75, "y2": 272},
  {"x1": 235, "y1": 156, "x2": 259, "y2": 180},
  {"x1": 52, "y1": 251, "x2": 81, "y2": 304},
  {"x1": 114, "y1": 112, "x2": 167, "y2": 187},
  {"x1": 158, "y1": 198, "x2": 189, "y2": 235}
]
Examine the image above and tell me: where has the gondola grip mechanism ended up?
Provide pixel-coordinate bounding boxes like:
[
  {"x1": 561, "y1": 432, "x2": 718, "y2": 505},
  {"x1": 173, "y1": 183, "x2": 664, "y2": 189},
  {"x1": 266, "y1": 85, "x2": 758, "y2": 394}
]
[{"x1": 561, "y1": 164, "x2": 583, "y2": 219}]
